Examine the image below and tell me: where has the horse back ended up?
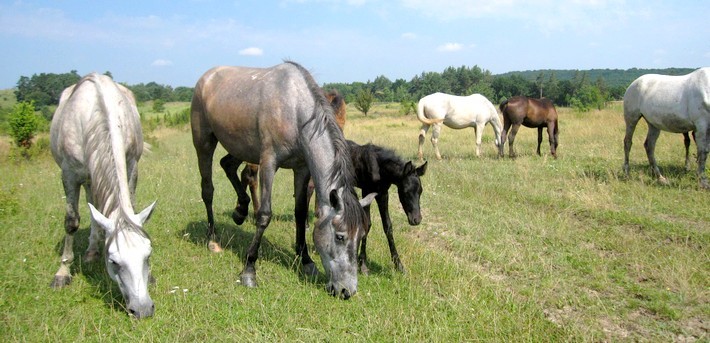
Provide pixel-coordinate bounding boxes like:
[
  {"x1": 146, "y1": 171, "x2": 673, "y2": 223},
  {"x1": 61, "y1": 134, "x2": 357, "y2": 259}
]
[
  {"x1": 192, "y1": 65, "x2": 309, "y2": 162},
  {"x1": 625, "y1": 68, "x2": 710, "y2": 130},
  {"x1": 51, "y1": 74, "x2": 142, "y2": 171}
]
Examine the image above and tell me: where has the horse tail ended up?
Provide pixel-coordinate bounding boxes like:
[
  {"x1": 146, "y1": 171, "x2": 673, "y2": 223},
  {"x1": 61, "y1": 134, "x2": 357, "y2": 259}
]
[
  {"x1": 416, "y1": 99, "x2": 445, "y2": 125},
  {"x1": 499, "y1": 99, "x2": 509, "y2": 113}
]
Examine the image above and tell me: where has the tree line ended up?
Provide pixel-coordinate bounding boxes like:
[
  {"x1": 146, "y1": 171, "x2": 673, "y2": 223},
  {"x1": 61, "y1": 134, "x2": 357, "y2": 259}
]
[
  {"x1": 12, "y1": 71, "x2": 193, "y2": 120},
  {"x1": 323, "y1": 65, "x2": 643, "y2": 113},
  {"x1": 11, "y1": 66, "x2": 697, "y2": 117}
]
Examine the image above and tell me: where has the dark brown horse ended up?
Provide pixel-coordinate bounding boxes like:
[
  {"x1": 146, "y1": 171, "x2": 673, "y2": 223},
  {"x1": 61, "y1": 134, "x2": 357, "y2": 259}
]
[
  {"x1": 231, "y1": 90, "x2": 347, "y2": 220},
  {"x1": 499, "y1": 96, "x2": 559, "y2": 158},
  {"x1": 191, "y1": 62, "x2": 374, "y2": 299}
]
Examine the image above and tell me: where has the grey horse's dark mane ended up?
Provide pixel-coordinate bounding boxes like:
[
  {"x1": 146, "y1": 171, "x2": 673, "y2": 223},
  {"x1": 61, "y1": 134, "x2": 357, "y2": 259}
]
[
  {"x1": 286, "y1": 61, "x2": 366, "y2": 228},
  {"x1": 77, "y1": 74, "x2": 149, "y2": 247}
]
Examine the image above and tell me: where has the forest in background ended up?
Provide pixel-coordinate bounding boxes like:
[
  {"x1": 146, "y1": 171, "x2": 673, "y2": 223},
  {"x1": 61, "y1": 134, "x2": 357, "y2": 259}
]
[{"x1": 3, "y1": 66, "x2": 698, "y2": 122}]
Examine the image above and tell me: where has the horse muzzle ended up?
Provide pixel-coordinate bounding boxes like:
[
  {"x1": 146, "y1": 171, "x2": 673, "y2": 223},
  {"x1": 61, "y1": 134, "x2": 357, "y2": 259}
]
[
  {"x1": 327, "y1": 282, "x2": 356, "y2": 300},
  {"x1": 407, "y1": 212, "x2": 422, "y2": 226},
  {"x1": 127, "y1": 299, "x2": 155, "y2": 319}
]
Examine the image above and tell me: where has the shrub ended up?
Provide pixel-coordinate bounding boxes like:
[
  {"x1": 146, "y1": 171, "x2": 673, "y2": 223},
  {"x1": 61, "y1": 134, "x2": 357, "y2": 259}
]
[
  {"x1": 8, "y1": 101, "x2": 39, "y2": 149},
  {"x1": 399, "y1": 99, "x2": 417, "y2": 116},
  {"x1": 354, "y1": 89, "x2": 374, "y2": 115}
]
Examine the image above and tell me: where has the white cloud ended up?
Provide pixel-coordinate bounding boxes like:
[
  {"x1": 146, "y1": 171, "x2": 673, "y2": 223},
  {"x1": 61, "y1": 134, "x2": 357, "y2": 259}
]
[
  {"x1": 401, "y1": 32, "x2": 417, "y2": 40},
  {"x1": 151, "y1": 59, "x2": 173, "y2": 67},
  {"x1": 239, "y1": 47, "x2": 264, "y2": 56},
  {"x1": 437, "y1": 42, "x2": 463, "y2": 52}
]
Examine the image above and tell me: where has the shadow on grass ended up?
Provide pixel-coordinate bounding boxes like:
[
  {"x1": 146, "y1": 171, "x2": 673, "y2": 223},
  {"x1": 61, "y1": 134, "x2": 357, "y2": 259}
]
[
  {"x1": 181, "y1": 210, "x2": 331, "y2": 289},
  {"x1": 616, "y1": 162, "x2": 698, "y2": 188},
  {"x1": 53, "y1": 226, "x2": 127, "y2": 316}
]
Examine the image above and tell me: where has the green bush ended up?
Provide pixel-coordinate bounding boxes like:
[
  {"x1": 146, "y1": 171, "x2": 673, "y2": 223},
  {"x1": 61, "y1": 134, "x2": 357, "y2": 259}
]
[
  {"x1": 8, "y1": 101, "x2": 39, "y2": 148},
  {"x1": 399, "y1": 99, "x2": 416, "y2": 116}
]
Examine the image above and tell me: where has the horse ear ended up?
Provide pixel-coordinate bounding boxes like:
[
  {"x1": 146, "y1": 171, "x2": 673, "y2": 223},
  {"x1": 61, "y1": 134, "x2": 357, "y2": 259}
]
[
  {"x1": 402, "y1": 161, "x2": 415, "y2": 175},
  {"x1": 135, "y1": 201, "x2": 157, "y2": 226},
  {"x1": 88, "y1": 203, "x2": 115, "y2": 234},
  {"x1": 329, "y1": 188, "x2": 345, "y2": 216},
  {"x1": 360, "y1": 192, "x2": 377, "y2": 207},
  {"x1": 416, "y1": 161, "x2": 428, "y2": 176}
]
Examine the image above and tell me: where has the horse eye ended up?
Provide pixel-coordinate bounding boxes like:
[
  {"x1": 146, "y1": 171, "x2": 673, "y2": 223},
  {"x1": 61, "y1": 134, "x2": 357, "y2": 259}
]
[{"x1": 335, "y1": 234, "x2": 345, "y2": 242}]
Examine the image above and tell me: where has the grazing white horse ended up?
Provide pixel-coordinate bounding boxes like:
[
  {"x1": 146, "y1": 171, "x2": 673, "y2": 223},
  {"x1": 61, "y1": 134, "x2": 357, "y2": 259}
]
[
  {"x1": 50, "y1": 73, "x2": 157, "y2": 318},
  {"x1": 417, "y1": 92, "x2": 503, "y2": 160},
  {"x1": 623, "y1": 67, "x2": 710, "y2": 189}
]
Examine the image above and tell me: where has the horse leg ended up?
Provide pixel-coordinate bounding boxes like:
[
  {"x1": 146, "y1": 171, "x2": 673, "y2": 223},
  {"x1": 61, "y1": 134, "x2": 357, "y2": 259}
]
[
  {"x1": 195, "y1": 136, "x2": 220, "y2": 252},
  {"x1": 553, "y1": 121, "x2": 560, "y2": 157},
  {"x1": 508, "y1": 124, "x2": 521, "y2": 158},
  {"x1": 357, "y1": 190, "x2": 374, "y2": 275},
  {"x1": 694, "y1": 128, "x2": 710, "y2": 189},
  {"x1": 240, "y1": 157, "x2": 277, "y2": 287},
  {"x1": 623, "y1": 112, "x2": 641, "y2": 176},
  {"x1": 83, "y1": 182, "x2": 102, "y2": 263},
  {"x1": 294, "y1": 167, "x2": 319, "y2": 277},
  {"x1": 417, "y1": 124, "x2": 430, "y2": 161},
  {"x1": 536, "y1": 127, "x2": 543, "y2": 156},
  {"x1": 501, "y1": 116, "x2": 511, "y2": 157},
  {"x1": 241, "y1": 164, "x2": 260, "y2": 214},
  {"x1": 643, "y1": 125, "x2": 669, "y2": 185},
  {"x1": 431, "y1": 124, "x2": 443, "y2": 160},
  {"x1": 51, "y1": 172, "x2": 81, "y2": 288},
  {"x1": 547, "y1": 123, "x2": 558, "y2": 158},
  {"x1": 683, "y1": 132, "x2": 692, "y2": 170},
  {"x1": 377, "y1": 192, "x2": 405, "y2": 273},
  {"x1": 219, "y1": 154, "x2": 250, "y2": 225},
  {"x1": 474, "y1": 123, "x2": 485, "y2": 157}
]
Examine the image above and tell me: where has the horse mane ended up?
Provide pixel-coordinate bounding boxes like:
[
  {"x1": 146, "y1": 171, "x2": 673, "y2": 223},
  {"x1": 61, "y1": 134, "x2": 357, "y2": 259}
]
[
  {"x1": 286, "y1": 61, "x2": 365, "y2": 225},
  {"x1": 78, "y1": 74, "x2": 149, "y2": 242}
]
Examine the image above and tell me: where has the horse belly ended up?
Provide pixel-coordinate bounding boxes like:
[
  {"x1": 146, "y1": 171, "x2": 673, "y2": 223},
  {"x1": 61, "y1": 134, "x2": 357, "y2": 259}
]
[
  {"x1": 521, "y1": 117, "x2": 545, "y2": 128},
  {"x1": 647, "y1": 112, "x2": 696, "y2": 133}
]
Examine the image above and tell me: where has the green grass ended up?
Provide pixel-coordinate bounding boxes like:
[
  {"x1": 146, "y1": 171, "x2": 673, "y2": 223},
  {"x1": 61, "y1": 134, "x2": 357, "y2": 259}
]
[{"x1": 0, "y1": 102, "x2": 707, "y2": 341}]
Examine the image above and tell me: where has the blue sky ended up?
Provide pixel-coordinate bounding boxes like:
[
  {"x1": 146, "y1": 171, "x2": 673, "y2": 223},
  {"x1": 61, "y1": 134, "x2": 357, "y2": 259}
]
[{"x1": 1, "y1": 0, "x2": 708, "y2": 88}]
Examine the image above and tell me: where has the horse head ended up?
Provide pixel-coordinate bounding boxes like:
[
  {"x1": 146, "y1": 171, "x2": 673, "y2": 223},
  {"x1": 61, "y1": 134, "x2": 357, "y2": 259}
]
[
  {"x1": 397, "y1": 161, "x2": 427, "y2": 226},
  {"x1": 313, "y1": 188, "x2": 375, "y2": 299},
  {"x1": 89, "y1": 202, "x2": 156, "y2": 318}
]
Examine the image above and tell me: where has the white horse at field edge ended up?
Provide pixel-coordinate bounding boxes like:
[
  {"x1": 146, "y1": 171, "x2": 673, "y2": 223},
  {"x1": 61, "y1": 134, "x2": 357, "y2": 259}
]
[
  {"x1": 623, "y1": 67, "x2": 710, "y2": 189},
  {"x1": 50, "y1": 73, "x2": 157, "y2": 318},
  {"x1": 417, "y1": 92, "x2": 503, "y2": 160}
]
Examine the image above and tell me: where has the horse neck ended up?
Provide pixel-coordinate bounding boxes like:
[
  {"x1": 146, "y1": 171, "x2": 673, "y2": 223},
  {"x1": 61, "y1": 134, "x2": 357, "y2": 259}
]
[
  {"x1": 373, "y1": 149, "x2": 404, "y2": 187},
  {"x1": 84, "y1": 77, "x2": 136, "y2": 218}
]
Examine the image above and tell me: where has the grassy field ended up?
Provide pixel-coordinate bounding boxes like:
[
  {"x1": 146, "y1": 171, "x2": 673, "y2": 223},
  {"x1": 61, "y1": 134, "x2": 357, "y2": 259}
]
[{"x1": 1, "y1": 102, "x2": 708, "y2": 341}]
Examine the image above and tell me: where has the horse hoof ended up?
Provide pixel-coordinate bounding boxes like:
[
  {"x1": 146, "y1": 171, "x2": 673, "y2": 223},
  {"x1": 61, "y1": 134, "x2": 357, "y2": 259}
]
[
  {"x1": 395, "y1": 264, "x2": 406, "y2": 274},
  {"x1": 239, "y1": 273, "x2": 257, "y2": 288},
  {"x1": 658, "y1": 176, "x2": 670, "y2": 186},
  {"x1": 302, "y1": 262, "x2": 320, "y2": 277},
  {"x1": 83, "y1": 251, "x2": 100, "y2": 263},
  {"x1": 231, "y1": 209, "x2": 247, "y2": 226},
  {"x1": 50, "y1": 275, "x2": 72, "y2": 288},
  {"x1": 359, "y1": 264, "x2": 370, "y2": 275},
  {"x1": 208, "y1": 241, "x2": 223, "y2": 253}
]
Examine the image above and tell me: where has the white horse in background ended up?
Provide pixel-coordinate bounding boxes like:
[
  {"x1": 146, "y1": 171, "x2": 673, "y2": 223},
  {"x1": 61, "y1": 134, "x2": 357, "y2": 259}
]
[
  {"x1": 50, "y1": 73, "x2": 157, "y2": 318},
  {"x1": 623, "y1": 67, "x2": 710, "y2": 189},
  {"x1": 416, "y1": 92, "x2": 503, "y2": 160}
]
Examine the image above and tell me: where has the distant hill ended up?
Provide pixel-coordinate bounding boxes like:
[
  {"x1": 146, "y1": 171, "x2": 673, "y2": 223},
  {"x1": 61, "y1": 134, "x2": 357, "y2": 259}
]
[{"x1": 496, "y1": 68, "x2": 698, "y2": 88}]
